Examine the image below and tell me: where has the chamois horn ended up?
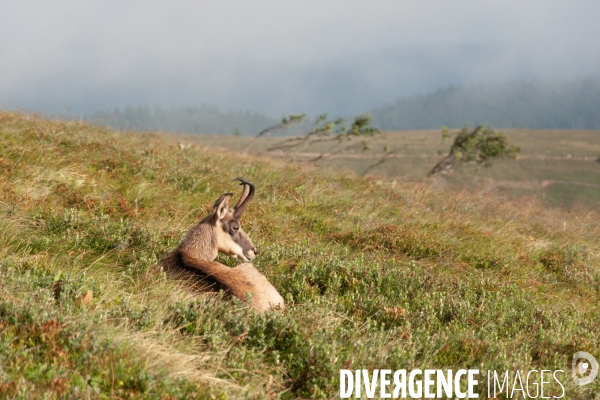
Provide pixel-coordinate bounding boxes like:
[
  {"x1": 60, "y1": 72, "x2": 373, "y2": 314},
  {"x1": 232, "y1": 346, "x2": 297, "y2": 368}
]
[{"x1": 232, "y1": 177, "x2": 255, "y2": 218}]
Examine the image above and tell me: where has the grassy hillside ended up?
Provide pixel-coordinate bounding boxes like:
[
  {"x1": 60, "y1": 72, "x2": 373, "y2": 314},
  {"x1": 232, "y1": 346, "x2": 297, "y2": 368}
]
[
  {"x1": 200, "y1": 129, "x2": 600, "y2": 210},
  {"x1": 0, "y1": 111, "x2": 599, "y2": 398}
]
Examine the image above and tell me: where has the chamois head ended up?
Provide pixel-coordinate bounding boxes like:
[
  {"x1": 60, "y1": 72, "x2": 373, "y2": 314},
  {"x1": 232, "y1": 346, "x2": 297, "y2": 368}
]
[{"x1": 210, "y1": 177, "x2": 257, "y2": 261}]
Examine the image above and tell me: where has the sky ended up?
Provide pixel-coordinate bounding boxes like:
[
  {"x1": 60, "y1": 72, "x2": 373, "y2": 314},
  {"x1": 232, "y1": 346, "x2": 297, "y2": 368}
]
[{"x1": 1, "y1": 0, "x2": 599, "y2": 116}]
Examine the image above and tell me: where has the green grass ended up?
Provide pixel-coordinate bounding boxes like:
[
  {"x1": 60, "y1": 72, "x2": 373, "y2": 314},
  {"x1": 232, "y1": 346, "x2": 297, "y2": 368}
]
[
  {"x1": 196, "y1": 128, "x2": 600, "y2": 210},
  {"x1": 0, "y1": 111, "x2": 599, "y2": 398}
]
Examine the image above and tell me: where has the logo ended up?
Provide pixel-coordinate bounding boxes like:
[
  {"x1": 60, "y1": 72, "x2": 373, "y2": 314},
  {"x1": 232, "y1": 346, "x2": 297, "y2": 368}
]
[{"x1": 572, "y1": 351, "x2": 598, "y2": 386}]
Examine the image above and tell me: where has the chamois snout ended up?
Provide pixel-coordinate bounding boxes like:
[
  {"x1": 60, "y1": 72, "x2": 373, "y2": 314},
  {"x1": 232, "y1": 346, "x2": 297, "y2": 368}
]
[
  {"x1": 230, "y1": 224, "x2": 257, "y2": 261},
  {"x1": 243, "y1": 247, "x2": 257, "y2": 261}
]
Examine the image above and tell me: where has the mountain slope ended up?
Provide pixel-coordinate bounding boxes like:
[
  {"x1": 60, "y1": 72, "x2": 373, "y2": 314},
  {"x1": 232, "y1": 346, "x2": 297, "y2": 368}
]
[
  {"x1": 0, "y1": 111, "x2": 599, "y2": 398},
  {"x1": 372, "y1": 78, "x2": 600, "y2": 130}
]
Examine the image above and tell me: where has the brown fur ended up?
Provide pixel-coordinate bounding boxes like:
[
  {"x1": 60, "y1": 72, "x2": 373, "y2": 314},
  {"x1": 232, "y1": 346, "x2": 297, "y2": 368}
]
[{"x1": 159, "y1": 181, "x2": 284, "y2": 312}]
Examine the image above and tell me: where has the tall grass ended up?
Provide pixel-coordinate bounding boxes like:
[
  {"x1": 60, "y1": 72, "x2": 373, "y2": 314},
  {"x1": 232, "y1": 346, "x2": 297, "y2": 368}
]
[{"x1": 0, "y1": 111, "x2": 599, "y2": 398}]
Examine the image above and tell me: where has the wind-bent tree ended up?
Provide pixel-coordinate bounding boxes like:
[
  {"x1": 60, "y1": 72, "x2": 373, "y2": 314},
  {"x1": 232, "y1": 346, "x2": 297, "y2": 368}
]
[
  {"x1": 245, "y1": 114, "x2": 307, "y2": 151},
  {"x1": 428, "y1": 125, "x2": 520, "y2": 176},
  {"x1": 263, "y1": 113, "x2": 381, "y2": 162},
  {"x1": 254, "y1": 114, "x2": 307, "y2": 139}
]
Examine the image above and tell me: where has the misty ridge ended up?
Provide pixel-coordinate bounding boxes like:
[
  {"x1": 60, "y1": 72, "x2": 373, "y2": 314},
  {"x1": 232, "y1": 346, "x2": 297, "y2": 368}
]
[
  {"x1": 89, "y1": 105, "x2": 278, "y2": 136},
  {"x1": 372, "y1": 77, "x2": 600, "y2": 130},
  {"x1": 88, "y1": 77, "x2": 600, "y2": 135}
]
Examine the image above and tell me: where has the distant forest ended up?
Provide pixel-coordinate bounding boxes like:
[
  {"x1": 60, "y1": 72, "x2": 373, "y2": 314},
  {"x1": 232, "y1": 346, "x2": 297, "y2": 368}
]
[
  {"x1": 89, "y1": 105, "x2": 277, "y2": 136},
  {"x1": 372, "y1": 78, "x2": 600, "y2": 130},
  {"x1": 89, "y1": 78, "x2": 600, "y2": 134}
]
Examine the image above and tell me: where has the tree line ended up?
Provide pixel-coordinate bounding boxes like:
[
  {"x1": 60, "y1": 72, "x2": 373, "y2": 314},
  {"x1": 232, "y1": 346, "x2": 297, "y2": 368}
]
[
  {"x1": 88, "y1": 104, "x2": 277, "y2": 135},
  {"x1": 88, "y1": 78, "x2": 600, "y2": 134},
  {"x1": 371, "y1": 78, "x2": 600, "y2": 130}
]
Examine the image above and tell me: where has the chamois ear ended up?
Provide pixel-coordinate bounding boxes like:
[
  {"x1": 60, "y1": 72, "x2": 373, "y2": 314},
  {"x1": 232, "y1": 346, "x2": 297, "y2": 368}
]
[{"x1": 212, "y1": 193, "x2": 233, "y2": 221}]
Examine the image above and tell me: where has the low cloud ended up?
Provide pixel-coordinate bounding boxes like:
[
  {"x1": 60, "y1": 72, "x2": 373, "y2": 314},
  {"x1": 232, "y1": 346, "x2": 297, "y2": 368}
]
[{"x1": 1, "y1": 0, "x2": 599, "y2": 116}]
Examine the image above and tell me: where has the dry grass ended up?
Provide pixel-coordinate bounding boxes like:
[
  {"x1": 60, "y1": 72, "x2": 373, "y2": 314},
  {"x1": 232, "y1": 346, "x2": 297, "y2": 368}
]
[
  {"x1": 196, "y1": 128, "x2": 600, "y2": 209},
  {"x1": 0, "y1": 111, "x2": 599, "y2": 398}
]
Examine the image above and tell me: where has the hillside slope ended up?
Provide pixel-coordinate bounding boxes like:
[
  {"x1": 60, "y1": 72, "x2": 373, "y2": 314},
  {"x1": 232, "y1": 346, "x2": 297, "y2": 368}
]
[
  {"x1": 0, "y1": 111, "x2": 599, "y2": 398},
  {"x1": 372, "y1": 78, "x2": 600, "y2": 130}
]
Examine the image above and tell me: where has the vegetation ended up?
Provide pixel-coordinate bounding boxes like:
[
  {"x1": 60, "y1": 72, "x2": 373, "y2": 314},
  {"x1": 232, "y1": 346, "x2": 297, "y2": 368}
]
[
  {"x1": 89, "y1": 104, "x2": 277, "y2": 135},
  {"x1": 203, "y1": 128, "x2": 600, "y2": 210},
  {"x1": 254, "y1": 114, "x2": 307, "y2": 139},
  {"x1": 265, "y1": 113, "x2": 380, "y2": 161},
  {"x1": 372, "y1": 77, "x2": 600, "y2": 130},
  {"x1": 428, "y1": 125, "x2": 521, "y2": 176},
  {"x1": 0, "y1": 111, "x2": 599, "y2": 398},
  {"x1": 86, "y1": 78, "x2": 600, "y2": 135}
]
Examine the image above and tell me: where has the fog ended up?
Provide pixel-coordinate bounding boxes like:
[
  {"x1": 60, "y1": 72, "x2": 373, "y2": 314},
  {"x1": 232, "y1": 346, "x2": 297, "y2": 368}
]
[{"x1": 1, "y1": 0, "x2": 599, "y2": 116}]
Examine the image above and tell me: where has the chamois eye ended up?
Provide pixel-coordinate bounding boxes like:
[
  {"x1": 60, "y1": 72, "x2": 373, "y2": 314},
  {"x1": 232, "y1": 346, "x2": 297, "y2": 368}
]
[{"x1": 232, "y1": 225, "x2": 239, "y2": 231}]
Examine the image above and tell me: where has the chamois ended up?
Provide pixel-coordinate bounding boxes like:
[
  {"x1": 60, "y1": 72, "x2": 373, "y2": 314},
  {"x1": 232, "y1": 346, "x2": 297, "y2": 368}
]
[{"x1": 160, "y1": 178, "x2": 284, "y2": 312}]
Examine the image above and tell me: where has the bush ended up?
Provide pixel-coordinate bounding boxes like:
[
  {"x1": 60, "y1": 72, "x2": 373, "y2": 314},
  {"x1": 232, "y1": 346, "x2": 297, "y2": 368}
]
[{"x1": 429, "y1": 125, "x2": 520, "y2": 176}]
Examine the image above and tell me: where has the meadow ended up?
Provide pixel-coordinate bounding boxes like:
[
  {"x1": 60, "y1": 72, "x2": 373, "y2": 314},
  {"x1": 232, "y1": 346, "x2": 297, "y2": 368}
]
[
  {"x1": 198, "y1": 128, "x2": 600, "y2": 210},
  {"x1": 0, "y1": 111, "x2": 599, "y2": 398}
]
